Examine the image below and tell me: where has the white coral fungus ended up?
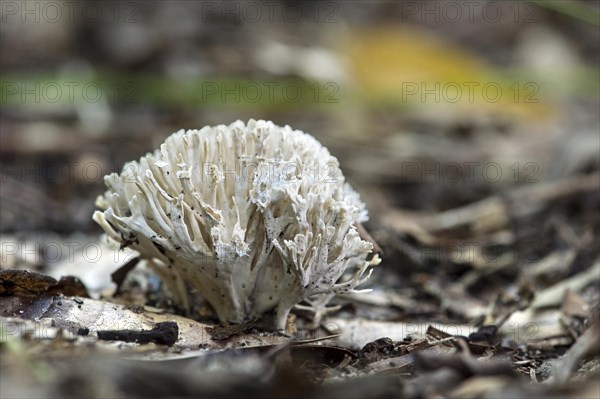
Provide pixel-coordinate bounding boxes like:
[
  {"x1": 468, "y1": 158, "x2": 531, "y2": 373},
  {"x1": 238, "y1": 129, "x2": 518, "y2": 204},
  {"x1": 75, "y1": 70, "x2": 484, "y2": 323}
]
[{"x1": 93, "y1": 120, "x2": 379, "y2": 329}]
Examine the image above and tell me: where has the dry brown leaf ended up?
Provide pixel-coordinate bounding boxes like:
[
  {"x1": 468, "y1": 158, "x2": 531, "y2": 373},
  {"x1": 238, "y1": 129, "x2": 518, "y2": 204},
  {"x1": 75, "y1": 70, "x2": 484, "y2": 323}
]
[{"x1": 1, "y1": 295, "x2": 288, "y2": 353}]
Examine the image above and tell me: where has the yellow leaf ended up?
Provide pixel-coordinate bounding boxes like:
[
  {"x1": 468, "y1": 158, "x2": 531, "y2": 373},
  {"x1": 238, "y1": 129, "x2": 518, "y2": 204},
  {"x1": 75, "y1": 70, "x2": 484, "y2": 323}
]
[{"x1": 342, "y1": 26, "x2": 552, "y2": 122}]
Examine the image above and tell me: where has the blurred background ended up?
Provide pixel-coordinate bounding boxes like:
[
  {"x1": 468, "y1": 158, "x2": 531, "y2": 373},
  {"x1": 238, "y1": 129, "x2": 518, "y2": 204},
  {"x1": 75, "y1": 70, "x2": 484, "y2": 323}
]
[
  {"x1": 1, "y1": 1, "x2": 600, "y2": 397},
  {"x1": 1, "y1": 0, "x2": 599, "y2": 289}
]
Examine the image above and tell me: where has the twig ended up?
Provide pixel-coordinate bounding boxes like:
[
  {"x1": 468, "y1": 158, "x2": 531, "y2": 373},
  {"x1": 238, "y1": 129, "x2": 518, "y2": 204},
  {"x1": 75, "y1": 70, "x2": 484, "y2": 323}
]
[{"x1": 421, "y1": 172, "x2": 599, "y2": 232}]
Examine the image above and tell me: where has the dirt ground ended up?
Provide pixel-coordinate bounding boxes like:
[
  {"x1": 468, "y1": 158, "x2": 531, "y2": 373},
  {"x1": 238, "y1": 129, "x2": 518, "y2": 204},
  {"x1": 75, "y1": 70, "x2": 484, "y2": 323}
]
[{"x1": 1, "y1": 1, "x2": 599, "y2": 398}]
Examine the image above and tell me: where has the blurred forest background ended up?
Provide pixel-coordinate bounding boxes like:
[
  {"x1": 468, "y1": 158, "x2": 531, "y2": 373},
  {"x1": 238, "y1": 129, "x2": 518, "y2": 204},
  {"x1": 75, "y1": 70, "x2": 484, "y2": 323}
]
[
  {"x1": 1, "y1": 0, "x2": 598, "y2": 235},
  {"x1": 1, "y1": 1, "x2": 599, "y2": 398}
]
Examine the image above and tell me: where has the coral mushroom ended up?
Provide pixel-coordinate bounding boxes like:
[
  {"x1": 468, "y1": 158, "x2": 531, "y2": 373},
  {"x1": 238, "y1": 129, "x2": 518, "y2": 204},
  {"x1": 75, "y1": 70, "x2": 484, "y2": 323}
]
[{"x1": 94, "y1": 120, "x2": 379, "y2": 330}]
